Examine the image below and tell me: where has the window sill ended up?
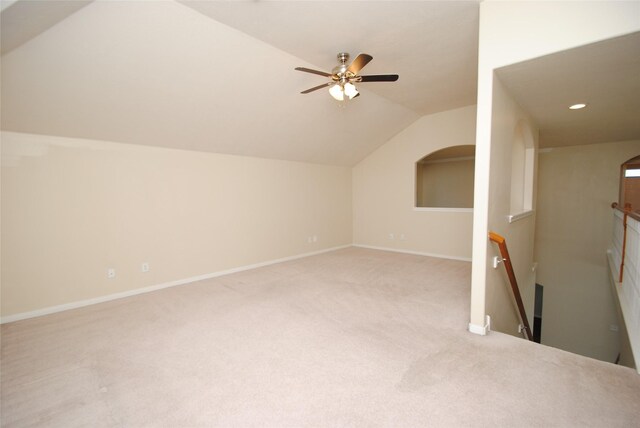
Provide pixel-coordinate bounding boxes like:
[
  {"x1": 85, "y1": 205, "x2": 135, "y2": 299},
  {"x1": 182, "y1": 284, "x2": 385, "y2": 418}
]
[
  {"x1": 414, "y1": 207, "x2": 473, "y2": 213},
  {"x1": 508, "y1": 210, "x2": 534, "y2": 223}
]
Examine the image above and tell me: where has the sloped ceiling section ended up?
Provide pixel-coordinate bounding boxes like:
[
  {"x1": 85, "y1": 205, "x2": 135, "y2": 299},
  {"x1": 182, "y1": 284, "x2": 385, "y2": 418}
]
[
  {"x1": 179, "y1": 0, "x2": 480, "y2": 116},
  {"x1": 1, "y1": 1, "x2": 480, "y2": 166},
  {"x1": 0, "y1": 0, "x2": 92, "y2": 55}
]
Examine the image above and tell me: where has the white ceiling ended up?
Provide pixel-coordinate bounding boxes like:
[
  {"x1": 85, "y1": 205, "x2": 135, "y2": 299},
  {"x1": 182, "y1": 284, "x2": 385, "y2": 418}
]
[
  {"x1": 0, "y1": 0, "x2": 92, "y2": 55},
  {"x1": 496, "y1": 31, "x2": 640, "y2": 148},
  {"x1": 178, "y1": 0, "x2": 480, "y2": 116},
  {"x1": 2, "y1": 1, "x2": 635, "y2": 164},
  {"x1": 0, "y1": 0, "x2": 479, "y2": 166}
]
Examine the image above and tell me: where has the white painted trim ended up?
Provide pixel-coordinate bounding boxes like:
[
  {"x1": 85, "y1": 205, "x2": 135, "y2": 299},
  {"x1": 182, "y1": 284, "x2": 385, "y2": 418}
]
[
  {"x1": 353, "y1": 244, "x2": 472, "y2": 262},
  {"x1": 414, "y1": 207, "x2": 474, "y2": 213},
  {"x1": 419, "y1": 155, "x2": 476, "y2": 165},
  {"x1": 0, "y1": 245, "x2": 351, "y2": 324},
  {"x1": 508, "y1": 209, "x2": 534, "y2": 223},
  {"x1": 607, "y1": 250, "x2": 640, "y2": 374},
  {"x1": 468, "y1": 322, "x2": 488, "y2": 335}
]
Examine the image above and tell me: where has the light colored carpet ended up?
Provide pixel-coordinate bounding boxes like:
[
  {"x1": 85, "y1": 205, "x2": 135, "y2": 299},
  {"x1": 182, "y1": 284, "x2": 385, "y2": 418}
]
[{"x1": 2, "y1": 247, "x2": 639, "y2": 427}]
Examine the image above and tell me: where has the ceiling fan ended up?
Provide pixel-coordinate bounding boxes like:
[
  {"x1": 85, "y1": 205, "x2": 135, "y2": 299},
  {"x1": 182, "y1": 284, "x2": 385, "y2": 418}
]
[{"x1": 295, "y1": 52, "x2": 399, "y2": 101}]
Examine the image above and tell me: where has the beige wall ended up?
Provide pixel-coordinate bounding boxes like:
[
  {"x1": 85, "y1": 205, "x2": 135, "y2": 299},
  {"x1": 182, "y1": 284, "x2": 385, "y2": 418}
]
[
  {"x1": 1, "y1": 132, "x2": 352, "y2": 318},
  {"x1": 417, "y1": 158, "x2": 475, "y2": 208},
  {"x1": 535, "y1": 140, "x2": 640, "y2": 362},
  {"x1": 353, "y1": 105, "x2": 476, "y2": 260},
  {"x1": 483, "y1": 76, "x2": 539, "y2": 337},
  {"x1": 470, "y1": 0, "x2": 640, "y2": 335}
]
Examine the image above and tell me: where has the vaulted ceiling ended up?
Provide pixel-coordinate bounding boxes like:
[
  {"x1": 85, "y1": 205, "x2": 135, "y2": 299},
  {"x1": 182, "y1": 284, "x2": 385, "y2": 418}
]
[
  {"x1": 0, "y1": 0, "x2": 480, "y2": 166},
  {"x1": 3, "y1": 1, "x2": 637, "y2": 166}
]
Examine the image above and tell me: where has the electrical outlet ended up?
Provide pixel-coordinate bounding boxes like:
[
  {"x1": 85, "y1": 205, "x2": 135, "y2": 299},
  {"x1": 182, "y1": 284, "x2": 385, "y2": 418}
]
[
  {"x1": 141, "y1": 262, "x2": 150, "y2": 273},
  {"x1": 389, "y1": 233, "x2": 395, "y2": 240},
  {"x1": 312, "y1": 235, "x2": 317, "y2": 242},
  {"x1": 609, "y1": 324, "x2": 619, "y2": 332},
  {"x1": 107, "y1": 268, "x2": 116, "y2": 279},
  {"x1": 400, "y1": 233, "x2": 406, "y2": 240}
]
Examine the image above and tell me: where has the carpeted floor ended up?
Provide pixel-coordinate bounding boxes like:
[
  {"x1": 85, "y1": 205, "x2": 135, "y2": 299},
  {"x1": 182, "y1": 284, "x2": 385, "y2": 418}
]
[{"x1": 2, "y1": 247, "x2": 639, "y2": 427}]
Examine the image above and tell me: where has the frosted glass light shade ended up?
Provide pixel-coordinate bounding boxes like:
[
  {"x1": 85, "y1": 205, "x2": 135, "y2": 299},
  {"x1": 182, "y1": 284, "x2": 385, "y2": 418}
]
[
  {"x1": 329, "y1": 83, "x2": 358, "y2": 101},
  {"x1": 344, "y1": 83, "x2": 358, "y2": 99},
  {"x1": 329, "y1": 84, "x2": 344, "y2": 101}
]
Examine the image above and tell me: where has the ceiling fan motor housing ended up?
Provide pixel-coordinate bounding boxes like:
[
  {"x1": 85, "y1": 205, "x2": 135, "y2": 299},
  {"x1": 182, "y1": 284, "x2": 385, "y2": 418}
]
[
  {"x1": 332, "y1": 53, "x2": 351, "y2": 81},
  {"x1": 333, "y1": 53, "x2": 358, "y2": 83}
]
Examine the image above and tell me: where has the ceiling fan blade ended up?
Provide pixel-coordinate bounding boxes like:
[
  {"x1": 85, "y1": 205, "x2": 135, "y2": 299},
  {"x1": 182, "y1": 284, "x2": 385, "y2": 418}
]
[
  {"x1": 347, "y1": 54, "x2": 373, "y2": 74},
  {"x1": 295, "y1": 67, "x2": 332, "y2": 77},
  {"x1": 347, "y1": 53, "x2": 373, "y2": 74},
  {"x1": 301, "y1": 82, "x2": 332, "y2": 94},
  {"x1": 359, "y1": 74, "x2": 399, "y2": 82}
]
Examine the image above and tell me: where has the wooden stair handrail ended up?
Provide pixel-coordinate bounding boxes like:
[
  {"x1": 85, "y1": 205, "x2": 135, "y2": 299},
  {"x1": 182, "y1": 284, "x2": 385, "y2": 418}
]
[{"x1": 488, "y1": 231, "x2": 533, "y2": 341}]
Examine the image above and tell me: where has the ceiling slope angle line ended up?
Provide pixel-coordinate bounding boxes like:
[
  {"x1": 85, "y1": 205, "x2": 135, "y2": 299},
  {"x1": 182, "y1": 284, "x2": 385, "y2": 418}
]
[
  {"x1": 0, "y1": 0, "x2": 94, "y2": 55},
  {"x1": 0, "y1": 0, "x2": 421, "y2": 167},
  {"x1": 295, "y1": 52, "x2": 399, "y2": 102}
]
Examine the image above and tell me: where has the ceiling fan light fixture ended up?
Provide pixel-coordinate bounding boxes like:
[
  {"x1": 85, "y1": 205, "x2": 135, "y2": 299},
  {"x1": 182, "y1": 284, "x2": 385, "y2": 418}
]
[
  {"x1": 344, "y1": 82, "x2": 358, "y2": 99},
  {"x1": 329, "y1": 84, "x2": 344, "y2": 101},
  {"x1": 329, "y1": 82, "x2": 358, "y2": 101}
]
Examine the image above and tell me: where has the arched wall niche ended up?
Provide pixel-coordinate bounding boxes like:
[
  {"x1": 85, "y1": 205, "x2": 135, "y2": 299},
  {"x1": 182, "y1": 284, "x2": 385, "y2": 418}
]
[{"x1": 415, "y1": 145, "x2": 475, "y2": 209}]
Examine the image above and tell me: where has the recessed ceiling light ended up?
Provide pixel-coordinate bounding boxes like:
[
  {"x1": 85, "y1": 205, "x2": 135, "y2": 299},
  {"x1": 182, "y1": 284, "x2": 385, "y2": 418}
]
[{"x1": 569, "y1": 103, "x2": 587, "y2": 110}]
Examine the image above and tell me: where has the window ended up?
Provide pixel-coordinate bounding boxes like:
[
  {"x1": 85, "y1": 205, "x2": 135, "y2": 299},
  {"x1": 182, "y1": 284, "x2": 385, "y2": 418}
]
[
  {"x1": 415, "y1": 145, "x2": 475, "y2": 209},
  {"x1": 509, "y1": 121, "x2": 535, "y2": 221},
  {"x1": 625, "y1": 168, "x2": 640, "y2": 178},
  {"x1": 619, "y1": 156, "x2": 640, "y2": 212}
]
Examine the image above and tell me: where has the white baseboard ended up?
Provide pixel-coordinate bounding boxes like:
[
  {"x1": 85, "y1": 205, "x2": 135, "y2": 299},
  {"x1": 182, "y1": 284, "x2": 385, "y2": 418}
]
[
  {"x1": 353, "y1": 244, "x2": 472, "y2": 262},
  {"x1": 0, "y1": 244, "x2": 351, "y2": 324},
  {"x1": 469, "y1": 314, "x2": 491, "y2": 336},
  {"x1": 468, "y1": 322, "x2": 488, "y2": 335}
]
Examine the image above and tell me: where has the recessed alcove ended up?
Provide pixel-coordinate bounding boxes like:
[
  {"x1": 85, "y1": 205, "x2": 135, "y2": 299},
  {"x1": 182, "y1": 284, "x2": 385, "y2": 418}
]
[
  {"x1": 510, "y1": 121, "x2": 535, "y2": 217},
  {"x1": 415, "y1": 145, "x2": 475, "y2": 209},
  {"x1": 508, "y1": 121, "x2": 535, "y2": 222}
]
